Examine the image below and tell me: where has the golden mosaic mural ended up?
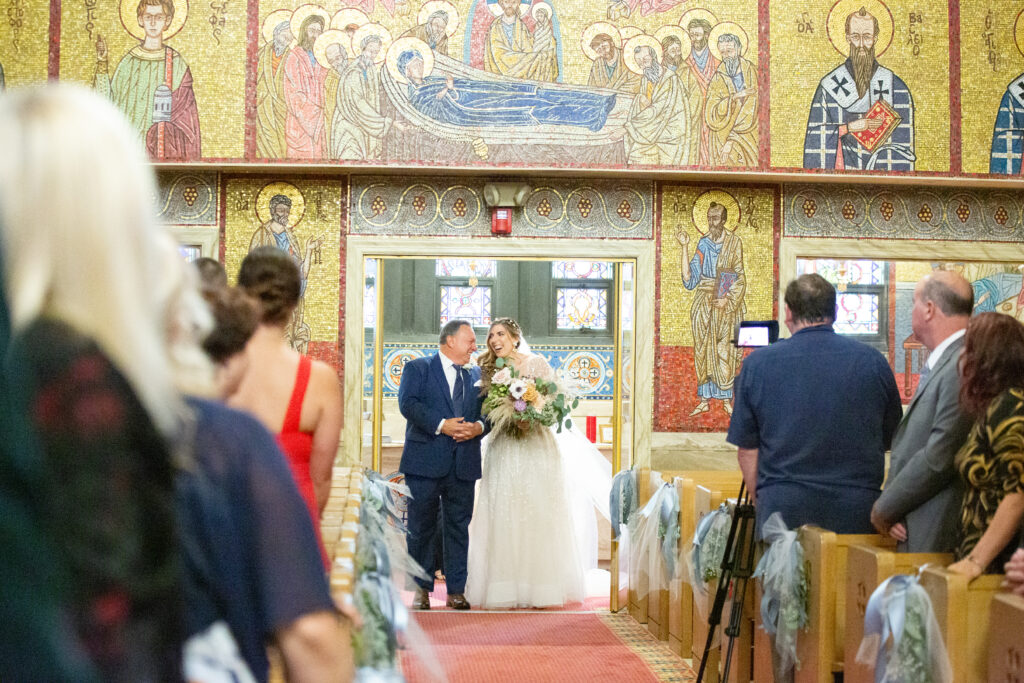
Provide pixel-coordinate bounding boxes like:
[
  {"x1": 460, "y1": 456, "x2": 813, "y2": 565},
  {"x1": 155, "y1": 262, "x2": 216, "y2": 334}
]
[
  {"x1": 659, "y1": 184, "x2": 774, "y2": 348},
  {"x1": 58, "y1": 0, "x2": 248, "y2": 159},
  {"x1": 770, "y1": 0, "x2": 950, "y2": 172},
  {"x1": 961, "y1": 1, "x2": 1024, "y2": 173},
  {"x1": 2, "y1": 0, "x2": 1016, "y2": 177},
  {"x1": 223, "y1": 176, "x2": 343, "y2": 350},
  {"x1": 0, "y1": 0, "x2": 49, "y2": 88}
]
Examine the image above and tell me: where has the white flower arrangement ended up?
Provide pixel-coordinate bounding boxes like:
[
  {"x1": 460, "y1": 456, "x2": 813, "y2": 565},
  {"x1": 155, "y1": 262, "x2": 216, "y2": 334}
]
[
  {"x1": 491, "y1": 366, "x2": 512, "y2": 386},
  {"x1": 482, "y1": 358, "x2": 578, "y2": 437},
  {"x1": 508, "y1": 378, "x2": 528, "y2": 399}
]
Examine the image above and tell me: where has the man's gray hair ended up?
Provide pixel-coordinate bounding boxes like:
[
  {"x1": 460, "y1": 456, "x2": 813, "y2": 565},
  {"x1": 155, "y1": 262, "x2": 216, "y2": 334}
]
[
  {"x1": 921, "y1": 277, "x2": 973, "y2": 317},
  {"x1": 273, "y1": 20, "x2": 290, "y2": 38},
  {"x1": 439, "y1": 319, "x2": 470, "y2": 346},
  {"x1": 427, "y1": 10, "x2": 448, "y2": 24},
  {"x1": 361, "y1": 34, "x2": 382, "y2": 50}
]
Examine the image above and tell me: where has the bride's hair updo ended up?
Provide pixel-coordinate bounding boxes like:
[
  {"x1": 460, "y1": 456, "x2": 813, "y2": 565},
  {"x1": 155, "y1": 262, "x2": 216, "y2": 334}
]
[{"x1": 478, "y1": 317, "x2": 522, "y2": 395}]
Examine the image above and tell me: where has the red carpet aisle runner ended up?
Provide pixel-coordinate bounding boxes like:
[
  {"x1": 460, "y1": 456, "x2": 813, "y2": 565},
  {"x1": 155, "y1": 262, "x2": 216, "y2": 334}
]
[
  {"x1": 399, "y1": 612, "x2": 694, "y2": 682},
  {"x1": 401, "y1": 581, "x2": 611, "y2": 611}
]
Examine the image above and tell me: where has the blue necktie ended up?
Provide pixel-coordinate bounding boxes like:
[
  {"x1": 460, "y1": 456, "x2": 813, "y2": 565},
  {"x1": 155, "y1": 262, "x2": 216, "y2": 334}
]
[{"x1": 452, "y1": 366, "x2": 465, "y2": 416}]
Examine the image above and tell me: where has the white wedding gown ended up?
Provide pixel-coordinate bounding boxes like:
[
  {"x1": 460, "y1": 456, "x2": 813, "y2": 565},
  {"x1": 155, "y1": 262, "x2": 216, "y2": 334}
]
[{"x1": 465, "y1": 353, "x2": 612, "y2": 609}]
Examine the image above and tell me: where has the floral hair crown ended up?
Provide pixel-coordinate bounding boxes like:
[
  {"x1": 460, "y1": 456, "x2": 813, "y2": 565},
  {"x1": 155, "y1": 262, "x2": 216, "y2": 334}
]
[{"x1": 493, "y1": 317, "x2": 522, "y2": 338}]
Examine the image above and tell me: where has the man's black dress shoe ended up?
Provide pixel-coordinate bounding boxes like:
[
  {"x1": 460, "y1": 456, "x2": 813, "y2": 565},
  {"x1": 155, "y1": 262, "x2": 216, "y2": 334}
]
[
  {"x1": 412, "y1": 587, "x2": 431, "y2": 610},
  {"x1": 446, "y1": 593, "x2": 471, "y2": 610}
]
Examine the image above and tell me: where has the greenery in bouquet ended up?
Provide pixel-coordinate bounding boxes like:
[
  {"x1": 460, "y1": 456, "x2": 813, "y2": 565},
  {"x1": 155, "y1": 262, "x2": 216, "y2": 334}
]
[{"x1": 482, "y1": 357, "x2": 579, "y2": 437}]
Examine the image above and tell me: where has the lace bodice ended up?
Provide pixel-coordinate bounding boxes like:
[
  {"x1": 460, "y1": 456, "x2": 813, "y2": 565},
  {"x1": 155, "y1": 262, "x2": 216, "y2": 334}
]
[{"x1": 511, "y1": 353, "x2": 555, "y2": 382}]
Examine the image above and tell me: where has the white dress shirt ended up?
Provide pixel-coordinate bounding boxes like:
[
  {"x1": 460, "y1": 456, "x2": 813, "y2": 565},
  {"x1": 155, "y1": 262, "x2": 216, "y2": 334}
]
[{"x1": 927, "y1": 328, "x2": 965, "y2": 370}]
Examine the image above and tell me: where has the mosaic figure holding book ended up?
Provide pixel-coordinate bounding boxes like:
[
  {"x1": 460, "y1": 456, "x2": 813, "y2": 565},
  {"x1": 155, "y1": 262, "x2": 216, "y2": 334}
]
[
  {"x1": 677, "y1": 191, "x2": 746, "y2": 417},
  {"x1": 803, "y1": 4, "x2": 915, "y2": 171}
]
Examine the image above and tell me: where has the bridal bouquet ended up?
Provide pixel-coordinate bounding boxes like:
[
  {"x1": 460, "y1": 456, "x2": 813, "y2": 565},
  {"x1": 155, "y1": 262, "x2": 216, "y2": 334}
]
[{"x1": 482, "y1": 357, "x2": 578, "y2": 436}]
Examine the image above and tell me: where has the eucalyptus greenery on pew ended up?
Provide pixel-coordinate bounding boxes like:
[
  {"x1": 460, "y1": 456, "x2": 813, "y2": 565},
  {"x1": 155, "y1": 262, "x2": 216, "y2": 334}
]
[
  {"x1": 350, "y1": 472, "x2": 429, "y2": 681},
  {"x1": 754, "y1": 513, "x2": 809, "y2": 676}
]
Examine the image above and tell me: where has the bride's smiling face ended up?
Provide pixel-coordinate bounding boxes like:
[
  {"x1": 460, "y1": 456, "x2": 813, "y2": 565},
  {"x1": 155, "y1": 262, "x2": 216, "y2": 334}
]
[{"x1": 487, "y1": 323, "x2": 518, "y2": 359}]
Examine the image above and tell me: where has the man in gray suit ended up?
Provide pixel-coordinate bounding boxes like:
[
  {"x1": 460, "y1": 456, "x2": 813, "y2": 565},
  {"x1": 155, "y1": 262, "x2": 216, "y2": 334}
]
[{"x1": 871, "y1": 270, "x2": 974, "y2": 552}]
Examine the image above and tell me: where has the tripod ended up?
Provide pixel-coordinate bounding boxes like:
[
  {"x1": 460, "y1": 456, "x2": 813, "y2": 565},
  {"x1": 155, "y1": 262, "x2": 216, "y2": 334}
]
[{"x1": 696, "y1": 483, "x2": 757, "y2": 683}]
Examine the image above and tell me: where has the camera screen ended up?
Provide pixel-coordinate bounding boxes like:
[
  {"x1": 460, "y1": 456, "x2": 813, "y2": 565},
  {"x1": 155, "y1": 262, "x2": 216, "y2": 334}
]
[
  {"x1": 735, "y1": 320, "x2": 778, "y2": 347},
  {"x1": 737, "y1": 326, "x2": 770, "y2": 347}
]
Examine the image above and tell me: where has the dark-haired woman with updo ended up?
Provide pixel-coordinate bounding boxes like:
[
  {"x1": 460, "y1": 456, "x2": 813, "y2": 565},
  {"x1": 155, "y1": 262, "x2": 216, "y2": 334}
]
[
  {"x1": 946, "y1": 312, "x2": 1024, "y2": 580},
  {"x1": 231, "y1": 246, "x2": 342, "y2": 568}
]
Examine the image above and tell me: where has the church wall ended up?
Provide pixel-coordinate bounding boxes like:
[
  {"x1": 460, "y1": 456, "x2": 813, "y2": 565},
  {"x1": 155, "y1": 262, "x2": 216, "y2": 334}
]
[
  {"x1": 3, "y1": 0, "x2": 1024, "y2": 178},
  {"x1": 6, "y1": 0, "x2": 1020, "y2": 467},
  {"x1": 157, "y1": 170, "x2": 1024, "y2": 470}
]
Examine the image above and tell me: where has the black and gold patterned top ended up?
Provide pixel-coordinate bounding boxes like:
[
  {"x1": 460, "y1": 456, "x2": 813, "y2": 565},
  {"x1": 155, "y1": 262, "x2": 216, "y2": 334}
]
[{"x1": 954, "y1": 387, "x2": 1024, "y2": 571}]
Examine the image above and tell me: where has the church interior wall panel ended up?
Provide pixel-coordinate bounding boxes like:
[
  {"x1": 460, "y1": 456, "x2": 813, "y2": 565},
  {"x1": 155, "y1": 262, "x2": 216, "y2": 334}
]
[
  {"x1": 351, "y1": 175, "x2": 654, "y2": 238},
  {"x1": 221, "y1": 174, "x2": 345, "y2": 380},
  {"x1": 960, "y1": 0, "x2": 1024, "y2": 174},
  {"x1": 157, "y1": 171, "x2": 221, "y2": 225},
  {"x1": 769, "y1": 0, "x2": 951, "y2": 173},
  {"x1": 0, "y1": 0, "x2": 49, "y2": 88},
  {"x1": 14, "y1": 0, "x2": 1024, "y2": 179},
  {"x1": 783, "y1": 183, "x2": 1024, "y2": 240},
  {"x1": 655, "y1": 182, "x2": 777, "y2": 433}
]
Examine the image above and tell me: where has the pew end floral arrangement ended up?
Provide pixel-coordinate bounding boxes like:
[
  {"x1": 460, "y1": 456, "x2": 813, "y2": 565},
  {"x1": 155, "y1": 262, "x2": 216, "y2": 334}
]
[{"x1": 482, "y1": 357, "x2": 578, "y2": 437}]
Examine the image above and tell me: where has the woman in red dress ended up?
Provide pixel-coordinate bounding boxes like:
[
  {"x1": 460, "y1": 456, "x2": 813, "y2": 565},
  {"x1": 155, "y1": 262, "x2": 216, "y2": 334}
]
[{"x1": 231, "y1": 246, "x2": 342, "y2": 568}]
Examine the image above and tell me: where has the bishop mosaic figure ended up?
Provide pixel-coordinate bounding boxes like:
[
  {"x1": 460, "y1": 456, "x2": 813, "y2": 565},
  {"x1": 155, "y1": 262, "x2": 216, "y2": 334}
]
[
  {"x1": 990, "y1": 72, "x2": 1024, "y2": 173},
  {"x1": 803, "y1": 6, "x2": 914, "y2": 171}
]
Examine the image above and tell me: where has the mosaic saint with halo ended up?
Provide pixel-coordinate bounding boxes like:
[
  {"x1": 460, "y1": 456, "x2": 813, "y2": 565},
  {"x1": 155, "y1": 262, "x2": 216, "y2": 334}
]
[
  {"x1": 990, "y1": 10, "x2": 1024, "y2": 173},
  {"x1": 803, "y1": 0, "x2": 915, "y2": 171},
  {"x1": 94, "y1": 0, "x2": 201, "y2": 160},
  {"x1": 675, "y1": 189, "x2": 746, "y2": 417},
  {"x1": 248, "y1": 182, "x2": 321, "y2": 352},
  {"x1": 582, "y1": 22, "x2": 639, "y2": 93}
]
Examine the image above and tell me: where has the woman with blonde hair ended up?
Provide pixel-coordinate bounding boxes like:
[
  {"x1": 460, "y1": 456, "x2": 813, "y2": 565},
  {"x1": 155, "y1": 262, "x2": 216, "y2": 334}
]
[{"x1": 0, "y1": 84, "x2": 189, "y2": 678}]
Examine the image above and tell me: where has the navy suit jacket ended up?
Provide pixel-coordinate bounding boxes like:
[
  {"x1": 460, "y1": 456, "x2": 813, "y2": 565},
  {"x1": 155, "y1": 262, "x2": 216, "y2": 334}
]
[{"x1": 398, "y1": 353, "x2": 485, "y2": 482}]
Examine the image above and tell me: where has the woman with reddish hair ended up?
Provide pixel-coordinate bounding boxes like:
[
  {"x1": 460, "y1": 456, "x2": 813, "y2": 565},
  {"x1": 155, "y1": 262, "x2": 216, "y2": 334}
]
[{"x1": 947, "y1": 312, "x2": 1024, "y2": 579}]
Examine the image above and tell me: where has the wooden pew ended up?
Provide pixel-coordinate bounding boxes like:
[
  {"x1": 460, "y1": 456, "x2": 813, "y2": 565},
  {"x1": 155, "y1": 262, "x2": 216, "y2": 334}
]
[
  {"x1": 988, "y1": 592, "x2": 1024, "y2": 682},
  {"x1": 920, "y1": 566, "x2": 1005, "y2": 683},
  {"x1": 843, "y1": 545, "x2": 951, "y2": 683},
  {"x1": 794, "y1": 527, "x2": 894, "y2": 683},
  {"x1": 669, "y1": 471, "x2": 744, "y2": 656},
  {"x1": 646, "y1": 470, "x2": 687, "y2": 640},
  {"x1": 628, "y1": 467, "x2": 654, "y2": 623}
]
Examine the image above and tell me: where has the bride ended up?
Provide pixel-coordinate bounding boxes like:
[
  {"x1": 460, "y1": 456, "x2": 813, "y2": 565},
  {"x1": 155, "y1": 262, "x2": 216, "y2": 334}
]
[{"x1": 465, "y1": 317, "x2": 611, "y2": 609}]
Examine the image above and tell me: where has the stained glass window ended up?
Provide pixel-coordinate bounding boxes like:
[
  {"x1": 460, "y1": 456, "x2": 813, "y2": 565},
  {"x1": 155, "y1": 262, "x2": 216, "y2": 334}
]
[
  {"x1": 796, "y1": 259, "x2": 886, "y2": 285},
  {"x1": 835, "y1": 293, "x2": 880, "y2": 334},
  {"x1": 435, "y1": 259, "x2": 497, "y2": 278},
  {"x1": 364, "y1": 259, "x2": 377, "y2": 328},
  {"x1": 556, "y1": 287, "x2": 608, "y2": 330},
  {"x1": 440, "y1": 285, "x2": 492, "y2": 327},
  {"x1": 552, "y1": 260, "x2": 613, "y2": 280},
  {"x1": 177, "y1": 244, "x2": 202, "y2": 262}
]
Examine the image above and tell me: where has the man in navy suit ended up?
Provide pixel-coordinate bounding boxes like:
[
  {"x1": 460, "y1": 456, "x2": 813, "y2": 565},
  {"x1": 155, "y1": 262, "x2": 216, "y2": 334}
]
[{"x1": 399, "y1": 319, "x2": 485, "y2": 610}]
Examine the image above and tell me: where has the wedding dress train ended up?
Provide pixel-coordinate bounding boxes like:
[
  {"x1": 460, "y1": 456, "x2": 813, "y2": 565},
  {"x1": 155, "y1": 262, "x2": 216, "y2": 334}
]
[
  {"x1": 465, "y1": 424, "x2": 587, "y2": 608},
  {"x1": 465, "y1": 354, "x2": 612, "y2": 609}
]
